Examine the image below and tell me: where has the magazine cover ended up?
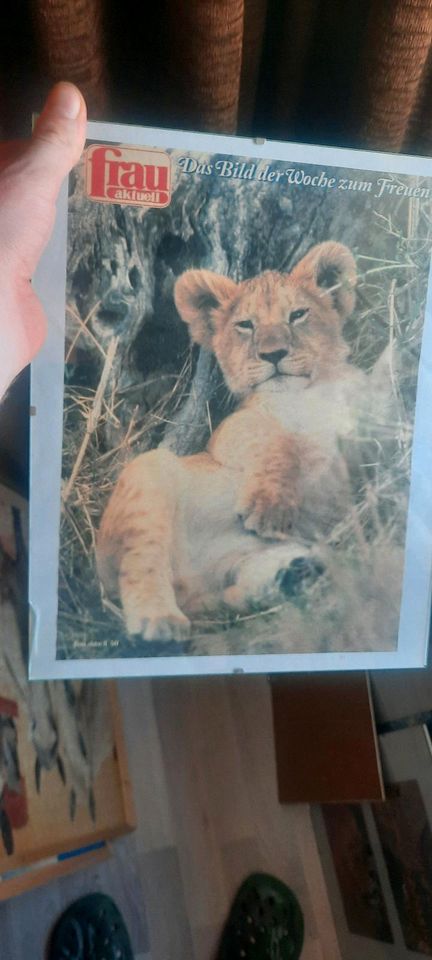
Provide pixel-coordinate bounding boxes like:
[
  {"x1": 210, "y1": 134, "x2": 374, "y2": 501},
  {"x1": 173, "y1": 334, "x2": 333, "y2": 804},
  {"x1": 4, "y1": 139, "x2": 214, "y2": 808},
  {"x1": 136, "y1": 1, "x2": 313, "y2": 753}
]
[{"x1": 29, "y1": 121, "x2": 432, "y2": 678}]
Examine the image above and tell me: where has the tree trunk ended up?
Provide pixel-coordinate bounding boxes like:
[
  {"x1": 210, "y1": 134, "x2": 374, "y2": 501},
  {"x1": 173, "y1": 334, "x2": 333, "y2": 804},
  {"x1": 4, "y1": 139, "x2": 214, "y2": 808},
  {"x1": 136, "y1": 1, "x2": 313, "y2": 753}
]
[{"x1": 66, "y1": 153, "x2": 399, "y2": 459}]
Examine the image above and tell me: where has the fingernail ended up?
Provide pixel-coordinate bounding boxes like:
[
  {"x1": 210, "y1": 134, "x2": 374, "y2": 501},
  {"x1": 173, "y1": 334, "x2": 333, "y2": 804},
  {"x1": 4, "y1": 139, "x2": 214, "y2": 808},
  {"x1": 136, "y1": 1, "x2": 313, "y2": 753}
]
[{"x1": 51, "y1": 83, "x2": 82, "y2": 120}]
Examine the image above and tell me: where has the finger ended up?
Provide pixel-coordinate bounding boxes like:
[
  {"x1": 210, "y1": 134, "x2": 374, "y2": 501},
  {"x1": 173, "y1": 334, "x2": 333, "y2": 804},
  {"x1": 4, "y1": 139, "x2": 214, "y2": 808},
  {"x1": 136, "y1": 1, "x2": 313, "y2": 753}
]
[
  {"x1": 25, "y1": 82, "x2": 87, "y2": 201},
  {"x1": 0, "y1": 282, "x2": 47, "y2": 397}
]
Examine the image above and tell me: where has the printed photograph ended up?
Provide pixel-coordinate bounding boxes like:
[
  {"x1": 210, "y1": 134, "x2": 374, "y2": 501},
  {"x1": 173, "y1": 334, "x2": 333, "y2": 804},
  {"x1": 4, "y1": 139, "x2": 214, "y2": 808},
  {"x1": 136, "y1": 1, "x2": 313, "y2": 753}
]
[
  {"x1": 58, "y1": 145, "x2": 432, "y2": 659},
  {"x1": 0, "y1": 486, "x2": 132, "y2": 864},
  {"x1": 321, "y1": 803, "x2": 393, "y2": 943},
  {"x1": 373, "y1": 779, "x2": 432, "y2": 956}
]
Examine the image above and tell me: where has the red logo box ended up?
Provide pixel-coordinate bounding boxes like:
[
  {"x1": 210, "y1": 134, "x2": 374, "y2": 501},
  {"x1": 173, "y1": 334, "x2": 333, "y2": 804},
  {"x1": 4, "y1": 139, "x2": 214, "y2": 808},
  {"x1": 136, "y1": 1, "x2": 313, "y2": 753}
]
[{"x1": 85, "y1": 144, "x2": 171, "y2": 208}]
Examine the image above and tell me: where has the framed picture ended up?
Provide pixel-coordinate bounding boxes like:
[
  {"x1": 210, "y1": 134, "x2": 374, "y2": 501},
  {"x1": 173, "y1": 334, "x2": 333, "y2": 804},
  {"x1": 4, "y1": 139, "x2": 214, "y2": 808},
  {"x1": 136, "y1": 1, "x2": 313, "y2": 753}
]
[
  {"x1": 313, "y1": 725, "x2": 432, "y2": 959},
  {"x1": 29, "y1": 122, "x2": 432, "y2": 678},
  {"x1": 0, "y1": 484, "x2": 135, "y2": 873}
]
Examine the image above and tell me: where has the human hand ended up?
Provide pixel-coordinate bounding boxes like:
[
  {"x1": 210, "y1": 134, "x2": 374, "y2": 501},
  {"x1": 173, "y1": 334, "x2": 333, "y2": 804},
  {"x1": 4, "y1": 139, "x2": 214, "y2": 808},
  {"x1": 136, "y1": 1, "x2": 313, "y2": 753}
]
[{"x1": 0, "y1": 82, "x2": 87, "y2": 396}]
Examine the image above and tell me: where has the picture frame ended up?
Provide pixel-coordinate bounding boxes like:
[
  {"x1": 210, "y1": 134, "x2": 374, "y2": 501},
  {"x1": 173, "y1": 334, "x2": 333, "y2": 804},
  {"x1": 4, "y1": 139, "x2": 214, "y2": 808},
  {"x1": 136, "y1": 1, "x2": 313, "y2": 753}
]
[
  {"x1": 29, "y1": 120, "x2": 432, "y2": 678},
  {"x1": 313, "y1": 725, "x2": 432, "y2": 959},
  {"x1": 0, "y1": 483, "x2": 135, "y2": 883}
]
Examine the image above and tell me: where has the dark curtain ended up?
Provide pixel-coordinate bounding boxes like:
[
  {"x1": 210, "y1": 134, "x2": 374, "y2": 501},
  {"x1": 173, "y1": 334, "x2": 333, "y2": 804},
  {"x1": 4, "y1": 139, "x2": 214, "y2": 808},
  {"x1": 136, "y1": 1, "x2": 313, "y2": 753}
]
[{"x1": 2, "y1": 0, "x2": 432, "y2": 153}]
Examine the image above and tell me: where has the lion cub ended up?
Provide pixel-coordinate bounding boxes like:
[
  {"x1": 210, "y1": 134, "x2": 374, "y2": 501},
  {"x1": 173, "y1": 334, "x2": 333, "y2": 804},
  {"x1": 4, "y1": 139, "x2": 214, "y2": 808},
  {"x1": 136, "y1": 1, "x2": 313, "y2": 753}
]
[{"x1": 97, "y1": 241, "x2": 367, "y2": 641}]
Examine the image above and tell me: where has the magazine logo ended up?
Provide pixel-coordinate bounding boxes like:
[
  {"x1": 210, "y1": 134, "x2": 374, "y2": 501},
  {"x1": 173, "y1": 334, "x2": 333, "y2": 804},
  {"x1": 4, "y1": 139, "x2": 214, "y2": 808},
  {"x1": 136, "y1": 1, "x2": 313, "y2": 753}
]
[{"x1": 85, "y1": 144, "x2": 171, "y2": 207}]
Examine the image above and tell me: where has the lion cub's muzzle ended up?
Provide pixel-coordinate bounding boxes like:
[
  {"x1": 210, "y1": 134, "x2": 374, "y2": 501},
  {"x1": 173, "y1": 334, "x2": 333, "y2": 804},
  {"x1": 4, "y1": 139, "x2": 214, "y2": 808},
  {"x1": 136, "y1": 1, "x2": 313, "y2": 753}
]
[
  {"x1": 256, "y1": 326, "x2": 291, "y2": 370},
  {"x1": 258, "y1": 348, "x2": 288, "y2": 367}
]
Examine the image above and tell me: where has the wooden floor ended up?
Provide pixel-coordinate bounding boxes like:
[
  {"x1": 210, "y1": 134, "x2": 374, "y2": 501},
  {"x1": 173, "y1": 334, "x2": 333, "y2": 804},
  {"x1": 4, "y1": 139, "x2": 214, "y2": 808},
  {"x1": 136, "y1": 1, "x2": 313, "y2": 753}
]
[{"x1": 0, "y1": 676, "x2": 340, "y2": 960}]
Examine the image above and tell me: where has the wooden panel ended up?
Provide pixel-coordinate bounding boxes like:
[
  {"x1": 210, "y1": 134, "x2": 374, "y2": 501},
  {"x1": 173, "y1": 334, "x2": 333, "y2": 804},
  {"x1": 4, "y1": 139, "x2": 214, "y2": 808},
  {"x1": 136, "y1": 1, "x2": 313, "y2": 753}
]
[
  {"x1": 118, "y1": 678, "x2": 175, "y2": 853},
  {"x1": 0, "y1": 483, "x2": 136, "y2": 872},
  {"x1": 0, "y1": 675, "x2": 341, "y2": 960},
  {"x1": 272, "y1": 673, "x2": 384, "y2": 803},
  {"x1": 0, "y1": 677, "x2": 135, "y2": 872},
  {"x1": 152, "y1": 676, "x2": 340, "y2": 960},
  {"x1": 139, "y1": 845, "x2": 194, "y2": 960},
  {"x1": 108, "y1": 683, "x2": 137, "y2": 833}
]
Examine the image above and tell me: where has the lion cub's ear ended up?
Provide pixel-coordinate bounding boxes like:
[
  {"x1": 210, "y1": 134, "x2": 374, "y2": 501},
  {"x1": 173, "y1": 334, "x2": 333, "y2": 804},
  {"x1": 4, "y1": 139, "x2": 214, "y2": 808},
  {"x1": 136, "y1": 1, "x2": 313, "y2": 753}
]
[
  {"x1": 291, "y1": 242, "x2": 357, "y2": 321},
  {"x1": 174, "y1": 270, "x2": 237, "y2": 348}
]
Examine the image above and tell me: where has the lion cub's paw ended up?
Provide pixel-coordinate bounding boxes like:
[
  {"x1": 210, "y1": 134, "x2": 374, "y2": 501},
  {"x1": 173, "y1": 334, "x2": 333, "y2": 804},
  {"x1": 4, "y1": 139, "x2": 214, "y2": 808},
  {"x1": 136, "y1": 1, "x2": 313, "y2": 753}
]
[
  {"x1": 277, "y1": 556, "x2": 325, "y2": 596},
  {"x1": 125, "y1": 605, "x2": 191, "y2": 642},
  {"x1": 239, "y1": 491, "x2": 295, "y2": 540}
]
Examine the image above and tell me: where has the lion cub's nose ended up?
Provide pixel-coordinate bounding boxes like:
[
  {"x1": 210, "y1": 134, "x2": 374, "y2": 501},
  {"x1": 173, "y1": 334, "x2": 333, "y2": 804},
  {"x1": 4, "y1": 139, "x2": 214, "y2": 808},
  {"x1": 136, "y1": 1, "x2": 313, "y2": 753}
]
[{"x1": 259, "y1": 348, "x2": 288, "y2": 366}]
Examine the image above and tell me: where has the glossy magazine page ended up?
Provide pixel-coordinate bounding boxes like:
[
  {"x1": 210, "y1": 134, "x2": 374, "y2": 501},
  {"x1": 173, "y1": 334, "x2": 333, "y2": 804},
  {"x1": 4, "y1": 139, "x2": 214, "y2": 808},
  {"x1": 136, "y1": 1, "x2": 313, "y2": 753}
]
[{"x1": 29, "y1": 121, "x2": 432, "y2": 678}]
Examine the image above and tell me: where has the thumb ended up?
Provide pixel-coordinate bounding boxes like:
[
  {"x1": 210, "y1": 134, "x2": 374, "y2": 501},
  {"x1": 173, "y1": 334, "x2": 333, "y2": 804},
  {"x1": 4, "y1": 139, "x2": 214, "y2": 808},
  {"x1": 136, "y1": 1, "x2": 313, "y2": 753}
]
[
  {"x1": 26, "y1": 82, "x2": 87, "y2": 202},
  {"x1": 0, "y1": 83, "x2": 87, "y2": 278}
]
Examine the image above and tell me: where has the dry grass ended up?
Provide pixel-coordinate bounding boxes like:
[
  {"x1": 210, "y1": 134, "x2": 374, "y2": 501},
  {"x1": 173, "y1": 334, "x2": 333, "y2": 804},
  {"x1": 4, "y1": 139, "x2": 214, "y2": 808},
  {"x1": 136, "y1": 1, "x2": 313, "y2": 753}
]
[
  {"x1": 59, "y1": 330, "x2": 197, "y2": 657},
  {"x1": 58, "y1": 194, "x2": 432, "y2": 659}
]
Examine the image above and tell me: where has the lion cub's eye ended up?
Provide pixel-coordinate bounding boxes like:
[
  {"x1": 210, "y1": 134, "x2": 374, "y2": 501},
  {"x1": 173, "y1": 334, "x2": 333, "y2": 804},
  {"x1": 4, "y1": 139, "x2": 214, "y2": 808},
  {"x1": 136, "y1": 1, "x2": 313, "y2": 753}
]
[
  {"x1": 289, "y1": 308, "x2": 309, "y2": 324},
  {"x1": 236, "y1": 319, "x2": 254, "y2": 332}
]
